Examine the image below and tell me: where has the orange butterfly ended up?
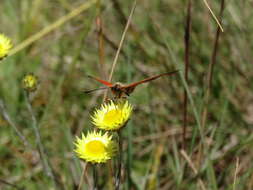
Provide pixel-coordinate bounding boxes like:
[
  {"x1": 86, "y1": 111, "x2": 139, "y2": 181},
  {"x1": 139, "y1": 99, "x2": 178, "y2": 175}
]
[{"x1": 85, "y1": 70, "x2": 178, "y2": 98}]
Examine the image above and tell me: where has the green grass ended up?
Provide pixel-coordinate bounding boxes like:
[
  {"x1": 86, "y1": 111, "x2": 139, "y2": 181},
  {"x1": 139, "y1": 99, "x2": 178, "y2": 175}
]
[{"x1": 0, "y1": 0, "x2": 252, "y2": 189}]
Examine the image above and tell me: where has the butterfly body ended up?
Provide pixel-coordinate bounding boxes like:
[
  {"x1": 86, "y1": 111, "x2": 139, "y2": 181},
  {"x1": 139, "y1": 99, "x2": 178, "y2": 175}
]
[
  {"x1": 109, "y1": 83, "x2": 122, "y2": 97},
  {"x1": 108, "y1": 82, "x2": 136, "y2": 98},
  {"x1": 86, "y1": 70, "x2": 179, "y2": 98}
]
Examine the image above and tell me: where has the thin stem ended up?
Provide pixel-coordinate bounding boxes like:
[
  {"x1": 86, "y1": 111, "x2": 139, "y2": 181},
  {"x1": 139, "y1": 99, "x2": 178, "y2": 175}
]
[
  {"x1": 111, "y1": 0, "x2": 127, "y2": 25},
  {"x1": 197, "y1": 0, "x2": 225, "y2": 170},
  {"x1": 115, "y1": 130, "x2": 123, "y2": 190},
  {"x1": 24, "y1": 92, "x2": 57, "y2": 187},
  {"x1": 0, "y1": 99, "x2": 31, "y2": 148},
  {"x1": 201, "y1": 0, "x2": 225, "y2": 129},
  {"x1": 126, "y1": 122, "x2": 133, "y2": 189},
  {"x1": 78, "y1": 162, "x2": 88, "y2": 190},
  {"x1": 93, "y1": 164, "x2": 98, "y2": 190},
  {"x1": 183, "y1": 0, "x2": 192, "y2": 150},
  {"x1": 233, "y1": 157, "x2": 239, "y2": 190}
]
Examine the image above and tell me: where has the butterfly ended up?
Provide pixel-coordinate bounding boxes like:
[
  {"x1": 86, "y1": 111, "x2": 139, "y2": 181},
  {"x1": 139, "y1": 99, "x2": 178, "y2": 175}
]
[{"x1": 85, "y1": 70, "x2": 179, "y2": 98}]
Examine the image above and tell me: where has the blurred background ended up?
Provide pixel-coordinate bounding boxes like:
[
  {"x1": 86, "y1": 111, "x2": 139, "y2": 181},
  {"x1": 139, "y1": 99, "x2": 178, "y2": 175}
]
[{"x1": 0, "y1": 0, "x2": 252, "y2": 189}]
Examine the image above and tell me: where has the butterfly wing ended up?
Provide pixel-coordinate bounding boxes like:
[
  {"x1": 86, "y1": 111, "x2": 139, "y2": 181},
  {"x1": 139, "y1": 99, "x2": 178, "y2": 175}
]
[
  {"x1": 88, "y1": 75, "x2": 113, "y2": 87},
  {"x1": 122, "y1": 70, "x2": 179, "y2": 91}
]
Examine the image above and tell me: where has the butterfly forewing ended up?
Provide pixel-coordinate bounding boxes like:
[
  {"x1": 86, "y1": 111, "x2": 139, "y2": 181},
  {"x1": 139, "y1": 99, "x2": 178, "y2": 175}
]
[
  {"x1": 86, "y1": 70, "x2": 178, "y2": 97},
  {"x1": 122, "y1": 70, "x2": 179, "y2": 89},
  {"x1": 87, "y1": 75, "x2": 113, "y2": 87}
]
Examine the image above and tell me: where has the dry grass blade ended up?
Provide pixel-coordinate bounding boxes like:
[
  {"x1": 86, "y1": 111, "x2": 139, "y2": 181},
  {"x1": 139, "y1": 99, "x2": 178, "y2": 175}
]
[
  {"x1": 9, "y1": 0, "x2": 98, "y2": 56},
  {"x1": 233, "y1": 157, "x2": 240, "y2": 190},
  {"x1": 146, "y1": 141, "x2": 165, "y2": 190},
  {"x1": 180, "y1": 150, "x2": 207, "y2": 190},
  {"x1": 103, "y1": 0, "x2": 137, "y2": 100},
  {"x1": 202, "y1": 0, "x2": 224, "y2": 32},
  {"x1": 108, "y1": 0, "x2": 137, "y2": 82}
]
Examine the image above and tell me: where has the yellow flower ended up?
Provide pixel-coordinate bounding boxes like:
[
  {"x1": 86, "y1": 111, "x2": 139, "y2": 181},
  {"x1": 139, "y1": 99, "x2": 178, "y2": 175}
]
[
  {"x1": 91, "y1": 100, "x2": 133, "y2": 130},
  {"x1": 74, "y1": 131, "x2": 117, "y2": 163},
  {"x1": 0, "y1": 34, "x2": 12, "y2": 59},
  {"x1": 22, "y1": 73, "x2": 39, "y2": 92}
]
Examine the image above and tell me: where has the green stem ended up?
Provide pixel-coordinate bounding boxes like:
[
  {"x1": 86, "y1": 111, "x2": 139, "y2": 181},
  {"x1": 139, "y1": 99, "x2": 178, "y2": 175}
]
[
  {"x1": 93, "y1": 164, "x2": 98, "y2": 190},
  {"x1": 115, "y1": 130, "x2": 123, "y2": 190},
  {"x1": 0, "y1": 99, "x2": 31, "y2": 147},
  {"x1": 24, "y1": 91, "x2": 58, "y2": 188}
]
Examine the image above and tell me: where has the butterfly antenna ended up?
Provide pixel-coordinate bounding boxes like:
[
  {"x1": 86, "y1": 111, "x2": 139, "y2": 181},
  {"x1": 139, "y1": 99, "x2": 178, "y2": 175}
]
[
  {"x1": 87, "y1": 75, "x2": 94, "y2": 79},
  {"x1": 84, "y1": 87, "x2": 108, "y2": 94}
]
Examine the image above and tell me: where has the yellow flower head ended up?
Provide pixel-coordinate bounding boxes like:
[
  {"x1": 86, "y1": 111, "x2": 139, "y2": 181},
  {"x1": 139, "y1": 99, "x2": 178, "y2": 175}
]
[
  {"x1": 0, "y1": 34, "x2": 13, "y2": 59},
  {"x1": 22, "y1": 73, "x2": 39, "y2": 92},
  {"x1": 74, "y1": 131, "x2": 117, "y2": 163},
  {"x1": 91, "y1": 100, "x2": 133, "y2": 130}
]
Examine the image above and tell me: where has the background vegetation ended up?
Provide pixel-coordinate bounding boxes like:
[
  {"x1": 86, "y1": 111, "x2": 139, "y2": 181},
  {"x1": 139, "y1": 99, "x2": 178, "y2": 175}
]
[{"x1": 0, "y1": 0, "x2": 252, "y2": 189}]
